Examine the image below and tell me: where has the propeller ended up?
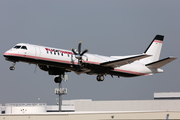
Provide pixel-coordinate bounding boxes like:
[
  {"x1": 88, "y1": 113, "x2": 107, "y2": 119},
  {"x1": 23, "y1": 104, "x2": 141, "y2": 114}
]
[{"x1": 71, "y1": 42, "x2": 88, "y2": 65}]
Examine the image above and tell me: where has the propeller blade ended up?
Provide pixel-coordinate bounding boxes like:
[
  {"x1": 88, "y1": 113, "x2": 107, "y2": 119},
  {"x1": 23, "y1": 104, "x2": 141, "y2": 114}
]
[
  {"x1": 80, "y1": 49, "x2": 88, "y2": 56},
  {"x1": 71, "y1": 48, "x2": 78, "y2": 55},
  {"x1": 78, "y1": 42, "x2": 82, "y2": 54},
  {"x1": 72, "y1": 42, "x2": 88, "y2": 65}
]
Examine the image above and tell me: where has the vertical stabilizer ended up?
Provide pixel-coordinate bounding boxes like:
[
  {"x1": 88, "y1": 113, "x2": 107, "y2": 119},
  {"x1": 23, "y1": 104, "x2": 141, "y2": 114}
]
[{"x1": 142, "y1": 35, "x2": 164, "y2": 64}]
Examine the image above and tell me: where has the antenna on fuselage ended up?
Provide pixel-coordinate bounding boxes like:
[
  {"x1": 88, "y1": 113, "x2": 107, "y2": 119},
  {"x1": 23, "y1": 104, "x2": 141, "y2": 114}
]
[{"x1": 34, "y1": 64, "x2": 38, "y2": 73}]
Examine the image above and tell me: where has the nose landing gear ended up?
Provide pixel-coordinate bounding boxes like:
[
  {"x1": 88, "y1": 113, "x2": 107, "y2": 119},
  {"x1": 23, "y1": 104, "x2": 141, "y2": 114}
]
[{"x1": 10, "y1": 62, "x2": 16, "y2": 70}]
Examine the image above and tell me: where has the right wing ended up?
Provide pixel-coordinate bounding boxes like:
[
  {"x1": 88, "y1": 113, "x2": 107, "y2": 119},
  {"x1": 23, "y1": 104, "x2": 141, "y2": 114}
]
[
  {"x1": 100, "y1": 54, "x2": 151, "y2": 68},
  {"x1": 145, "y1": 56, "x2": 177, "y2": 69},
  {"x1": 68, "y1": 54, "x2": 151, "y2": 75}
]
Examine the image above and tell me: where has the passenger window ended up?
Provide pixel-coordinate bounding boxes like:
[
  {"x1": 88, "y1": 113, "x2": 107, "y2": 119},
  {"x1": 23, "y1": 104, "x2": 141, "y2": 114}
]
[
  {"x1": 21, "y1": 46, "x2": 27, "y2": 50},
  {"x1": 14, "y1": 46, "x2": 21, "y2": 49}
]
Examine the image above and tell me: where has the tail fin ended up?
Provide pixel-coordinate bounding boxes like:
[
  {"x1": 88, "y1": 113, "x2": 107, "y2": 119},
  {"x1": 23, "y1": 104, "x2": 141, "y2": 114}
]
[{"x1": 142, "y1": 35, "x2": 164, "y2": 64}]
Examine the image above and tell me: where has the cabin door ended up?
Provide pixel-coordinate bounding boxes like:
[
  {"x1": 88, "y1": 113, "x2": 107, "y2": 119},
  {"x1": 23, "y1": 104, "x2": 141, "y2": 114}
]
[{"x1": 34, "y1": 46, "x2": 41, "y2": 59}]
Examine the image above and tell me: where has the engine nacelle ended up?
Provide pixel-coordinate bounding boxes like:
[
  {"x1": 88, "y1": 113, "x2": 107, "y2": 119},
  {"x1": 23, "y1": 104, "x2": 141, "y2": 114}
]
[{"x1": 38, "y1": 65, "x2": 49, "y2": 71}]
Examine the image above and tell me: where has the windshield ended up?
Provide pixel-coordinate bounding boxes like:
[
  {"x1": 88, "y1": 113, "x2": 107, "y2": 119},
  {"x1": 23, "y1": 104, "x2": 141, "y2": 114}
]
[
  {"x1": 21, "y1": 46, "x2": 27, "y2": 50},
  {"x1": 13, "y1": 45, "x2": 21, "y2": 49}
]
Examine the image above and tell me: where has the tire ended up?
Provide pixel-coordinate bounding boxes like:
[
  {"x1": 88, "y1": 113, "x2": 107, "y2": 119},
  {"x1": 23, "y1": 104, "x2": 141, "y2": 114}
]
[
  {"x1": 54, "y1": 77, "x2": 62, "y2": 83},
  {"x1": 99, "y1": 75, "x2": 104, "y2": 81},
  {"x1": 96, "y1": 75, "x2": 104, "y2": 82},
  {"x1": 10, "y1": 66, "x2": 15, "y2": 70}
]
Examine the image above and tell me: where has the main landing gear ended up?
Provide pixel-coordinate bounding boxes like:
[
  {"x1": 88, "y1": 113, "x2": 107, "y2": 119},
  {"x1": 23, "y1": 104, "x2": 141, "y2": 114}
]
[
  {"x1": 54, "y1": 76, "x2": 62, "y2": 83},
  {"x1": 54, "y1": 74, "x2": 68, "y2": 83},
  {"x1": 96, "y1": 75, "x2": 104, "y2": 82},
  {"x1": 10, "y1": 62, "x2": 16, "y2": 70}
]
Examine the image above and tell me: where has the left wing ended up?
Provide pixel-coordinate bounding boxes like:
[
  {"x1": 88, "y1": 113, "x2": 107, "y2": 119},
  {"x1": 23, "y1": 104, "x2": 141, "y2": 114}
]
[{"x1": 100, "y1": 54, "x2": 151, "y2": 68}]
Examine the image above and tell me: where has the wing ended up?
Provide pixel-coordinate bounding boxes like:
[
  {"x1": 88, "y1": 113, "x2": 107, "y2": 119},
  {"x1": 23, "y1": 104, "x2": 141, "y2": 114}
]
[
  {"x1": 145, "y1": 56, "x2": 177, "y2": 69},
  {"x1": 100, "y1": 54, "x2": 151, "y2": 68}
]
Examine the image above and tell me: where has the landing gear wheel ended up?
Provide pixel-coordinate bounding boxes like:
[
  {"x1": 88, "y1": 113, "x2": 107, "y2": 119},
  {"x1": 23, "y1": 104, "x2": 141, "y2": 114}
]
[
  {"x1": 96, "y1": 75, "x2": 100, "y2": 81},
  {"x1": 54, "y1": 77, "x2": 62, "y2": 83},
  {"x1": 10, "y1": 66, "x2": 15, "y2": 70},
  {"x1": 9, "y1": 62, "x2": 16, "y2": 71},
  {"x1": 96, "y1": 75, "x2": 104, "y2": 82}
]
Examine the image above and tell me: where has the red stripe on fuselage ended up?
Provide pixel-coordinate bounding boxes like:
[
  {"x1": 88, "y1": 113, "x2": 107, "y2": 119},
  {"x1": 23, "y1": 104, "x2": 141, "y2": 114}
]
[
  {"x1": 4, "y1": 52, "x2": 149, "y2": 76},
  {"x1": 114, "y1": 68, "x2": 148, "y2": 76},
  {"x1": 4, "y1": 52, "x2": 77, "y2": 64}
]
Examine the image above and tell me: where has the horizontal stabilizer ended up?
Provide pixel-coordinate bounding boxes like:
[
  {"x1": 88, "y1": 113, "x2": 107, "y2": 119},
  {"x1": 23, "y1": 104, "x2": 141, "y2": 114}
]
[
  {"x1": 101, "y1": 54, "x2": 151, "y2": 68},
  {"x1": 145, "y1": 57, "x2": 177, "y2": 69}
]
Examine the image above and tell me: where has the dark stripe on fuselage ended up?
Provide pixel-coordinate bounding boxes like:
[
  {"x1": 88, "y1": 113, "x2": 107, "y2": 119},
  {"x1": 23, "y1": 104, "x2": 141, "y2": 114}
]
[
  {"x1": 4, "y1": 54, "x2": 142, "y2": 77},
  {"x1": 4, "y1": 55, "x2": 72, "y2": 69}
]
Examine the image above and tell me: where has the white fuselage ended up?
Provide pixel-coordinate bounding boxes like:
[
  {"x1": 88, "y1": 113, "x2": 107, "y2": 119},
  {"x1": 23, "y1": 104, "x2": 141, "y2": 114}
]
[
  {"x1": 4, "y1": 43, "x2": 156, "y2": 77},
  {"x1": 4, "y1": 35, "x2": 177, "y2": 81}
]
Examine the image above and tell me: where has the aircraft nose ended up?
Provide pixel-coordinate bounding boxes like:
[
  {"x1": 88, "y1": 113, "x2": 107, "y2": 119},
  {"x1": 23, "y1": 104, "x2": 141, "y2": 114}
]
[
  {"x1": 4, "y1": 51, "x2": 9, "y2": 57},
  {"x1": 3, "y1": 50, "x2": 12, "y2": 57}
]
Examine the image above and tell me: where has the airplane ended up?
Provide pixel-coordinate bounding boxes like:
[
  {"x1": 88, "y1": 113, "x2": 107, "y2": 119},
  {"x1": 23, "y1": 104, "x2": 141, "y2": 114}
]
[{"x1": 3, "y1": 35, "x2": 177, "y2": 83}]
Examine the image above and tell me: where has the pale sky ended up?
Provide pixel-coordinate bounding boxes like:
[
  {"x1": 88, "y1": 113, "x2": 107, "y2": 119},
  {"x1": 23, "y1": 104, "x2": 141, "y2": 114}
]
[{"x1": 0, "y1": 0, "x2": 179, "y2": 105}]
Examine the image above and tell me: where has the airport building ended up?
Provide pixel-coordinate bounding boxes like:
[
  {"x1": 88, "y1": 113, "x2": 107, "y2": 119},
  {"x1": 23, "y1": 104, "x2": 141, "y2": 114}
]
[{"x1": 1, "y1": 92, "x2": 180, "y2": 119}]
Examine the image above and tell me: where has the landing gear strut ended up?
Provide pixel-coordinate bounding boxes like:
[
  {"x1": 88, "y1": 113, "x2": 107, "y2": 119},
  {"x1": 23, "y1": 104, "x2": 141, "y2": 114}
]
[
  {"x1": 10, "y1": 62, "x2": 16, "y2": 70},
  {"x1": 96, "y1": 75, "x2": 104, "y2": 82}
]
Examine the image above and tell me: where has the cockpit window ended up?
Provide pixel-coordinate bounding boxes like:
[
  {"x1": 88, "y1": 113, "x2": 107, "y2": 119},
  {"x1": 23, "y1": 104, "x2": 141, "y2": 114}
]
[
  {"x1": 13, "y1": 45, "x2": 21, "y2": 49},
  {"x1": 21, "y1": 46, "x2": 27, "y2": 50}
]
